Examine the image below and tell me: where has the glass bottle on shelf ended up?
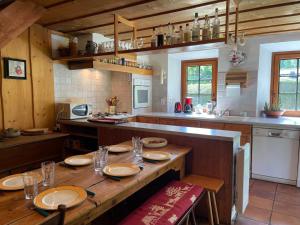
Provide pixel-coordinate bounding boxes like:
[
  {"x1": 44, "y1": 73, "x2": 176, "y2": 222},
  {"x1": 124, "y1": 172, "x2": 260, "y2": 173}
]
[
  {"x1": 151, "y1": 27, "x2": 157, "y2": 48},
  {"x1": 179, "y1": 25, "x2": 184, "y2": 43},
  {"x1": 192, "y1": 13, "x2": 200, "y2": 41},
  {"x1": 184, "y1": 23, "x2": 191, "y2": 43},
  {"x1": 202, "y1": 15, "x2": 210, "y2": 40},
  {"x1": 166, "y1": 23, "x2": 172, "y2": 45},
  {"x1": 212, "y1": 8, "x2": 220, "y2": 39},
  {"x1": 157, "y1": 25, "x2": 164, "y2": 47},
  {"x1": 171, "y1": 25, "x2": 176, "y2": 45}
]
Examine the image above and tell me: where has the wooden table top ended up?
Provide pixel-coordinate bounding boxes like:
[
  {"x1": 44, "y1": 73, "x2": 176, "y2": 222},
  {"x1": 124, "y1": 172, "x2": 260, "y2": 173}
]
[{"x1": 0, "y1": 141, "x2": 191, "y2": 225}]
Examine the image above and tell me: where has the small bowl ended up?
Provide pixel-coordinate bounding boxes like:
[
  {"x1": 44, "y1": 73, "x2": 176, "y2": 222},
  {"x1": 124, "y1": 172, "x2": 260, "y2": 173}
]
[{"x1": 264, "y1": 111, "x2": 285, "y2": 118}]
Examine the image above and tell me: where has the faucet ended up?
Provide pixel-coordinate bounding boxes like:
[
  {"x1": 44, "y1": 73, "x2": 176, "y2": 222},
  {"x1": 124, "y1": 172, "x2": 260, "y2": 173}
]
[{"x1": 219, "y1": 109, "x2": 230, "y2": 117}]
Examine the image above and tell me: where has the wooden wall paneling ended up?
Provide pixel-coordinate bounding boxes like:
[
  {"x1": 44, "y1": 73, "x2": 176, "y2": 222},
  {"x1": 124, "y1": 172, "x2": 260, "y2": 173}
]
[
  {"x1": 29, "y1": 24, "x2": 55, "y2": 128},
  {"x1": 0, "y1": 30, "x2": 34, "y2": 129},
  {"x1": 0, "y1": 0, "x2": 45, "y2": 49},
  {"x1": 0, "y1": 50, "x2": 4, "y2": 130}
]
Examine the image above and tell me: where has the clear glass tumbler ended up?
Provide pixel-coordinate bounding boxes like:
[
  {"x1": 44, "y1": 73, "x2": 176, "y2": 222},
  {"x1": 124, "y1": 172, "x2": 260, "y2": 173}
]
[
  {"x1": 41, "y1": 161, "x2": 55, "y2": 187},
  {"x1": 93, "y1": 146, "x2": 108, "y2": 173},
  {"x1": 132, "y1": 137, "x2": 143, "y2": 160},
  {"x1": 23, "y1": 172, "x2": 38, "y2": 200}
]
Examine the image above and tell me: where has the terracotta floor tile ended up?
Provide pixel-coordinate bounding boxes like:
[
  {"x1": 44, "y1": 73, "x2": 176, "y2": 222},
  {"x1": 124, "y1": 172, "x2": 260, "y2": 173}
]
[
  {"x1": 252, "y1": 179, "x2": 277, "y2": 193},
  {"x1": 277, "y1": 184, "x2": 300, "y2": 195},
  {"x1": 235, "y1": 216, "x2": 268, "y2": 225},
  {"x1": 251, "y1": 188, "x2": 276, "y2": 200},
  {"x1": 249, "y1": 195, "x2": 274, "y2": 210},
  {"x1": 242, "y1": 205, "x2": 271, "y2": 223},
  {"x1": 273, "y1": 201, "x2": 300, "y2": 219},
  {"x1": 275, "y1": 192, "x2": 300, "y2": 206},
  {"x1": 271, "y1": 212, "x2": 300, "y2": 225}
]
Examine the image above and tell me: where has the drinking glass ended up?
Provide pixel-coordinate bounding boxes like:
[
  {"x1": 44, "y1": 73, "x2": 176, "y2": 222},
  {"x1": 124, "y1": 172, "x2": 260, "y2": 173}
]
[
  {"x1": 23, "y1": 172, "x2": 38, "y2": 200},
  {"x1": 132, "y1": 137, "x2": 143, "y2": 160},
  {"x1": 93, "y1": 146, "x2": 108, "y2": 172},
  {"x1": 41, "y1": 161, "x2": 55, "y2": 187}
]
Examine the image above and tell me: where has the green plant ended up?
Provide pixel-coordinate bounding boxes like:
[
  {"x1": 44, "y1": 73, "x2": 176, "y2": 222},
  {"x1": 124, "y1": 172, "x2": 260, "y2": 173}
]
[{"x1": 264, "y1": 102, "x2": 282, "y2": 112}]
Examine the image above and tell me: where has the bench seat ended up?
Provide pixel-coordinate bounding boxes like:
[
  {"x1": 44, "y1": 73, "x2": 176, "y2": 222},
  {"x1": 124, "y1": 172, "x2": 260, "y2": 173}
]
[{"x1": 118, "y1": 180, "x2": 205, "y2": 225}]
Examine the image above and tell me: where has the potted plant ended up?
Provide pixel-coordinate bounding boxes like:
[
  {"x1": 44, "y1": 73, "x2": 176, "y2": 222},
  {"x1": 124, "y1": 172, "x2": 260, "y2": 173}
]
[
  {"x1": 263, "y1": 102, "x2": 284, "y2": 118},
  {"x1": 106, "y1": 96, "x2": 119, "y2": 114}
]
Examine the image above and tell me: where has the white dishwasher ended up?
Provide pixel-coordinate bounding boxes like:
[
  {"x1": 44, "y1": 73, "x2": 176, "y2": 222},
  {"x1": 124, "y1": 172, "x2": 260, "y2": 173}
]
[{"x1": 252, "y1": 127, "x2": 300, "y2": 185}]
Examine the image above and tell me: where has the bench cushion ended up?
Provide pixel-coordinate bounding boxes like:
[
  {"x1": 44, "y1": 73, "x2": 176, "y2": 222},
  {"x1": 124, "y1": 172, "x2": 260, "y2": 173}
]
[{"x1": 119, "y1": 180, "x2": 204, "y2": 225}]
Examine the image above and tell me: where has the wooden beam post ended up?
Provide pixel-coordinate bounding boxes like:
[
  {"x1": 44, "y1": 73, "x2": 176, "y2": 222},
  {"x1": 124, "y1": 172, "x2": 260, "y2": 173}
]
[
  {"x1": 114, "y1": 14, "x2": 119, "y2": 57},
  {"x1": 224, "y1": 0, "x2": 230, "y2": 44},
  {"x1": 234, "y1": 3, "x2": 239, "y2": 44},
  {"x1": 0, "y1": 0, "x2": 45, "y2": 49}
]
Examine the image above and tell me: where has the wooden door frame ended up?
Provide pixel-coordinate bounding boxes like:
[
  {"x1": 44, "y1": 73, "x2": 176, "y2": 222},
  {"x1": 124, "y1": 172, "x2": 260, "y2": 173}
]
[
  {"x1": 181, "y1": 58, "x2": 218, "y2": 103},
  {"x1": 271, "y1": 51, "x2": 300, "y2": 117}
]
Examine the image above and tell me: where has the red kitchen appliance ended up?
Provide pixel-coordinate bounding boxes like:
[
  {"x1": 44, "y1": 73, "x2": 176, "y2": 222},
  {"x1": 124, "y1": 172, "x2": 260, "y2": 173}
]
[
  {"x1": 174, "y1": 102, "x2": 182, "y2": 113},
  {"x1": 184, "y1": 97, "x2": 193, "y2": 113}
]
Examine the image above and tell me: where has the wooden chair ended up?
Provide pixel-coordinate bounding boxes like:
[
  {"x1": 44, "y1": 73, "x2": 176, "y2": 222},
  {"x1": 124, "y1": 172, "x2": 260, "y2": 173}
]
[
  {"x1": 182, "y1": 175, "x2": 224, "y2": 225},
  {"x1": 38, "y1": 205, "x2": 66, "y2": 225}
]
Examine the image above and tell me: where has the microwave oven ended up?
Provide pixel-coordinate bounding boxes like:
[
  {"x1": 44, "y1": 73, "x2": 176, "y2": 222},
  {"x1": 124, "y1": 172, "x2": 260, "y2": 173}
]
[{"x1": 56, "y1": 102, "x2": 92, "y2": 120}]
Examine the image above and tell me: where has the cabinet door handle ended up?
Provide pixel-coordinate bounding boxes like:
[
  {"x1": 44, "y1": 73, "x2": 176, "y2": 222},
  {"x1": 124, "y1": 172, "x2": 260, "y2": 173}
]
[{"x1": 268, "y1": 132, "x2": 281, "y2": 137}]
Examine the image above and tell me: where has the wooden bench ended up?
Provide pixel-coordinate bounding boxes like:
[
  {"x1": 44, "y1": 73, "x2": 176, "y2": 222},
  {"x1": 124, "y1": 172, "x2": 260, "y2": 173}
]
[
  {"x1": 182, "y1": 175, "x2": 224, "y2": 225},
  {"x1": 118, "y1": 180, "x2": 205, "y2": 225}
]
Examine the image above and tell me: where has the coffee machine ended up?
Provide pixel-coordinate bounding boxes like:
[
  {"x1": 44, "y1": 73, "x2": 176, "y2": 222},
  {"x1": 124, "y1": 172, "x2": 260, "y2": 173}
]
[{"x1": 183, "y1": 97, "x2": 193, "y2": 113}]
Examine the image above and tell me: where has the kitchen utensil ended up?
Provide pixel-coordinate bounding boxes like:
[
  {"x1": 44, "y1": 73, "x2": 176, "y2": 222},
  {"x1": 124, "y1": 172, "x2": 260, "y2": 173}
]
[
  {"x1": 142, "y1": 151, "x2": 171, "y2": 161},
  {"x1": 174, "y1": 102, "x2": 182, "y2": 113},
  {"x1": 64, "y1": 155, "x2": 93, "y2": 166},
  {"x1": 103, "y1": 163, "x2": 140, "y2": 177},
  {"x1": 41, "y1": 161, "x2": 55, "y2": 187},
  {"x1": 108, "y1": 145, "x2": 132, "y2": 153},
  {"x1": 141, "y1": 137, "x2": 168, "y2": 148},
  {"x1": 33, "y1": 186, "x2": 87, "y2": 210}
]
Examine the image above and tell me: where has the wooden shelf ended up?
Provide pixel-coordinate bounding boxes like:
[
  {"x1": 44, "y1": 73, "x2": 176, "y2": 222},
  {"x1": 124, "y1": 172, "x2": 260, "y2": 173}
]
[
  {"x1": 93, "y1": 61, "x2": 153, "y2": 75},
  {"x1": 52, "y1": 38, "x2": 226, "y2": 62}
]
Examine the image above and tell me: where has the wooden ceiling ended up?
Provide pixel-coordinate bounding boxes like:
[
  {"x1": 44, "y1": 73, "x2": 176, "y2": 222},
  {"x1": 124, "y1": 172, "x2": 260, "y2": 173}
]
[{"x1": 29, "y1": 0, "x2": 300, "y2": 44}]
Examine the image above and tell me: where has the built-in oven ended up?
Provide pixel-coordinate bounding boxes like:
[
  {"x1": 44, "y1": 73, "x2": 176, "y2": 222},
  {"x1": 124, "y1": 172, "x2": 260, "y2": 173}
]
[{"x1": 133, "y1": 78, "x2": 151, "y2": 109}]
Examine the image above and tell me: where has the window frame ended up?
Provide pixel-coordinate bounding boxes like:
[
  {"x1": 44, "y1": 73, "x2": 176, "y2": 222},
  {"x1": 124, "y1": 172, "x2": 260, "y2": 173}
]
[
  {"x1": 181, "y1": 58, "x2": 218, "y2": 104},
  {"x1": 271, "y1": 51, "x2": 300, "y2": 117}
]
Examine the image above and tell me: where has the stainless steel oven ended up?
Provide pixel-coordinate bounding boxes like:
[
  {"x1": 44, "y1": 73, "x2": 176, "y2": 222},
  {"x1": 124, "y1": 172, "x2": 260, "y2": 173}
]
[{"x1": 133, "y1": 78, "x2": 151, "y2": 109}]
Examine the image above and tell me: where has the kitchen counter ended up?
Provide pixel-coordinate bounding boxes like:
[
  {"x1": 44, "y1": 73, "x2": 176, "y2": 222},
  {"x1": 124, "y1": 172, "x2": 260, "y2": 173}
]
[
  {"x1": 138, "y1": 112, "x2": 300, "y2": 129},
  {"x1": 60, "y1": 119, "x2": 240, "y2": 142}
]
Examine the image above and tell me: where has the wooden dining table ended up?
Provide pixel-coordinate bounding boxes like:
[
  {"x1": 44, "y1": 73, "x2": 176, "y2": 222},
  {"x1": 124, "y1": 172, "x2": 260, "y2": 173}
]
[{"x1": 0, "y1": 141, "x2": 191, "y2": 225}]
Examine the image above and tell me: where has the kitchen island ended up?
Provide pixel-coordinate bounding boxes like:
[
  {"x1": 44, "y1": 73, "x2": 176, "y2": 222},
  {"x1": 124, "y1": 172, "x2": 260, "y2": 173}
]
[{"x1": 60, "y1": 119, "x2": 241, "y2": 224}]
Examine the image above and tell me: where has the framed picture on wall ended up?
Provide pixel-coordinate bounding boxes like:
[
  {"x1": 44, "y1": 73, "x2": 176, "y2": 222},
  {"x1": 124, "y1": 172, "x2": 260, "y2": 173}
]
[{"x1": 3, "y1": 58, "x2": 26, "y2": 80}]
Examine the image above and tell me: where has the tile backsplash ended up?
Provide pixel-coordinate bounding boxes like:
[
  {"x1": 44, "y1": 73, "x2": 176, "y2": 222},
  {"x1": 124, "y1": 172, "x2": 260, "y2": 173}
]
[{"x1": 53, "y1": 63, "x2": 112, "y2": 113}]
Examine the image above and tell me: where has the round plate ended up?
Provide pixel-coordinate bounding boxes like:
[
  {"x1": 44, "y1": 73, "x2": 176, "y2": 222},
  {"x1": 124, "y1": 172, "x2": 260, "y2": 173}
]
[
  {"x1": 143, "y1": 151, "x2": 171, "y2": 161},
  {"x1": 33, "y1": 186, "x2": 87, "y2": 210},
  {"x1": 64, "y1": 155, "x2": 93, "y2": 166},
  {"x1": 142, "y1": 137, "x2": 168, "y2": 148},
  {"x1": 103, "y1": 163, "x2": 140, "y2": 177},
  {"x1": 0, "y1": 173, "x2": 42, "y2": 191},
  {"x1": 108, "y1": 145, "x2": 132, "y2": 153}
]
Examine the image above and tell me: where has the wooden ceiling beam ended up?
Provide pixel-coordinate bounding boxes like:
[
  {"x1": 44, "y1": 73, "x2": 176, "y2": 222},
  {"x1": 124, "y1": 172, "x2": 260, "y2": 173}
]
[
  {"x1": 0, "y1": 0, "x2": 45, "y2": 49},
  {"x1": 64, "y1": 0, "x2": 226, "y2": 33},
  {"x1": 45, "y1": 0, "x2": 75, "y2": 9},
  {"x1": 44, "y1": 0, "x2": 156, "y2": 26},
  {"x1": 64, "y1": 0, "x2": 300, "y2": 34}
]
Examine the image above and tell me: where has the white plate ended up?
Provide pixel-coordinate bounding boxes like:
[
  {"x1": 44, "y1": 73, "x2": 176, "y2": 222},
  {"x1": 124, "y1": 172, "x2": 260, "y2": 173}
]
[
  {"x1": 103, "y1": 163, "x2": 140, "y2": 177},
  {"x1": 142, "y1": 137, "x2": 168, "y2": 148},
  {"x1": 143, "y1": 151, "x2": 171, "y2": 161},
  {"x1": 64, "y1": 155, "x2": 93, "y2": 166},
  {"x1": 0, "y1": 173, "x2": 42, "y2": 191},
  {"x1": 34, "y1": 186, "x2": 87, "y2": 210},
  {"x1": 108, "y1": 145, "x2": 132, "y2": 153}
]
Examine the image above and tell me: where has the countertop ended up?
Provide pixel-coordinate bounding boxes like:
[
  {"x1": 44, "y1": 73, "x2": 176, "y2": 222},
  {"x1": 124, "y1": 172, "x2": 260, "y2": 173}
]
[
  {"x1": 60, "y1": 119, "x2": 241, "y2": 141},
  {"x1": 138, "y1": 112, "x2": 300, "y2": 129}
]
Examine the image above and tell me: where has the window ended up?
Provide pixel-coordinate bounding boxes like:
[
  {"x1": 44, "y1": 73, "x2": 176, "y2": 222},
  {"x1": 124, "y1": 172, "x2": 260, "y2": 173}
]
[
  {"x1": 271, "y1": 52, "x2": 300, "y2": 116},
  {"x1": 181, "y1": 59, "x2": 218, "y2": 106}
]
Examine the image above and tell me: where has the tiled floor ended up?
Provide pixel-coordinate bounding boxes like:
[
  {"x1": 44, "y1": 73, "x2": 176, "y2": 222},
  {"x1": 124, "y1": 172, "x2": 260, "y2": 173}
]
[{"x1": 236, "y1": 179, "x2": 300, "y2": 225}]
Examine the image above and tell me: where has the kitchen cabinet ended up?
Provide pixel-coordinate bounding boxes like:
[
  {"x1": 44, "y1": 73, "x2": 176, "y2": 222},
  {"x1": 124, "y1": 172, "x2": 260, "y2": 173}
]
[{"x1": 135, "y1": 116, "x2": 251, "y2": 145}]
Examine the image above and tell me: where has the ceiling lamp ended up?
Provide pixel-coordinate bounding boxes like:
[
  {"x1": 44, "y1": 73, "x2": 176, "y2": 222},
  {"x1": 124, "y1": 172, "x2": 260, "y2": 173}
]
[{"x1": 228, "y1": 0, "x2": 246, "y2": 66}]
